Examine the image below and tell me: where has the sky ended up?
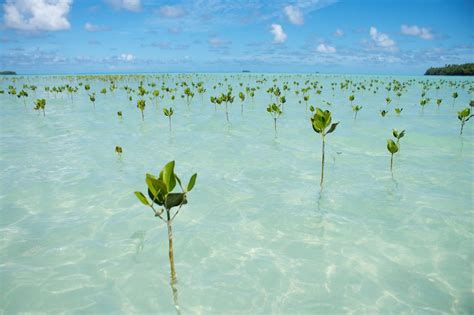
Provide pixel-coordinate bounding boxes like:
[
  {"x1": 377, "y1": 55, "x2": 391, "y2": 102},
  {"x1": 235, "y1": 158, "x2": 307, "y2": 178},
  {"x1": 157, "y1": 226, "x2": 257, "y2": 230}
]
[{"x1": 0, "y1": 0, "x2": 473, "y2": 75}]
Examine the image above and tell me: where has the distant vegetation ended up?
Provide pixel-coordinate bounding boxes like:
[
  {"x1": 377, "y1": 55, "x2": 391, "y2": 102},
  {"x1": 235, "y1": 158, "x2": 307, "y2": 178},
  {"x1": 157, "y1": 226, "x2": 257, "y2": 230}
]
[
  {"x1": 0, "y1": 71, "x2": 16, "y2": 75},
  {"x1": 425, "y1": 63, "x2": 474, "y2": 76}
]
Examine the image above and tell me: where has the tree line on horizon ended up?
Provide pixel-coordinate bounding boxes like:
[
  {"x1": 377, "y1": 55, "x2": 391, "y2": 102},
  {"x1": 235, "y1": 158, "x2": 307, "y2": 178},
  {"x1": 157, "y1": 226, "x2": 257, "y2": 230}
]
[{"x1": 425, "y1": 63, "x2": 474, "y2": 76}]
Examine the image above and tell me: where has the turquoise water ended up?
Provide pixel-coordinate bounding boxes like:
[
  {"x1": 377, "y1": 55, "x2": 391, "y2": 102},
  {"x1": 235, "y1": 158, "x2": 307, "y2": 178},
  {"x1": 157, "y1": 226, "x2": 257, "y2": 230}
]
[{"x1": 0, "y1": 74, "x2": 472, "y2": 314}]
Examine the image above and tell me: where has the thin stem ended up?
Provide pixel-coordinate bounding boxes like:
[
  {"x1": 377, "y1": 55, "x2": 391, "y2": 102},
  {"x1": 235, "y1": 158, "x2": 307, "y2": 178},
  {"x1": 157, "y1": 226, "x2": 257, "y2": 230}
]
[
  {"x1": 141, "y1": 110, "x2": 144, "y2": 121},
  {"x1": 390, "y1": 153, "x2": 394, "y2": 172},
  {"x1": 169, "y1": 117, "x2": 172, "y2": 132},
  {"x1": 273, "y1": 118, "x2": 277, "y2": 137},
  {"x1": 320, "y1": 136, "x2": 325, "y2": 187},
  {"x1": 167, "y1": 217, "x2": 177, "y2": 284},
  {"x1": 170, "y1": 279, "x2": 181, "y2": 315},
  {"x1": 225, "y1": 103, "x2": 229, "y2": 122},
  {"x1": 150, "y1": 204, "x2": 166, "y2": 222}
]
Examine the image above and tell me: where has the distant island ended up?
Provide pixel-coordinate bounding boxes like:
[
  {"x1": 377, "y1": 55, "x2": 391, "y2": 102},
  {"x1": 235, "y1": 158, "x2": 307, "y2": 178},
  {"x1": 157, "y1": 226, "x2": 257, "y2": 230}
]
[
  {"x1": 425, "y1": 63, "x2": 474, "y2": 76},
  {"x1": 0, "y1": 71, "x2": 17, "y2": 75}
]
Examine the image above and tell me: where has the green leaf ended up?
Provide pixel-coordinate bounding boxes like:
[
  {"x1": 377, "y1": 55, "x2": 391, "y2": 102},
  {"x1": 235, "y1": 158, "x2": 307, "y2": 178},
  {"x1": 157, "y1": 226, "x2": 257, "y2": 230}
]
[
  {"x1": 392, "y1": 129, "x2": 399, "y2": 138},
  {"x1": 187, "y1": 173, "x2": 197, "y2": 192},
  {"x1": 326, "y1": 122, "x2": 339, "y2": 135},
  {"x1": 387, "y1": 139, "x2": 399, "y2": 154},
  {"x1": 175, "y1": 174, "x2": 183, "y2": 190},
  {"x1": 165, "y1": 193, "x2": 188, "y2": 209},
  {"x1": 160, "y1": 160, "x2": 176, "y2": 192},
  {"x1": 147, "y1": 188, "x2": 164, "y2": 205},
  {"x1": 146, "y1": 173, "x2": 168, "y2": 201},
  {"x1": 134, "y1": 191, "x2": 150, "y2": 206}
]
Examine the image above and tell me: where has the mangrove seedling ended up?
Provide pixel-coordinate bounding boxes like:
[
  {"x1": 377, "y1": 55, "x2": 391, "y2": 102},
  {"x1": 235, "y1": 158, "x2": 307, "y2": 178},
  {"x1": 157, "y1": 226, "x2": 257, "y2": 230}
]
[
  {"x1": 349, "y1": 95, "x2": 355, "y2": 106},
  {"x1": 163, "y1": 107, "x2": 174, "y2": 131},
  {"x1": 117, "y1": 111, "x2": 122, "y2": 118},
  {"x1": 380, "y1": 110, "x2": 388, "y2": 117},
  {"x1": 137, "y1": 99, "x2": 146, "y2": 121},
  {"x1": 18, "y1": 89, "x2": 28, "y2": 107},
  {"x1": 304, "y1": 95, "x2": 310, "y2": 111},
  {"x1": 457, "y1": 107, "x2": 473, "y2": 135},
  {"x1": 239, "y1": 91, "x2": 245, "y2": 114},
  {"x1": 34, "y1": 98, "x2": 46, "y2": 116},
  {"x1": 387, "y1": 139, "x2": 399, "y2": 172},
  {"x1": 266, "y1": 103, "x2": 282, "y2": 136},
  {"x1": 352, "y1": 105, "x2": 362, "y2": 120},
  {"x1": 310, "y1": 108, "x2": 339, "y2": 187},
  {"x1": 394, "y1": 108, "x2": 403, "y2": 115},
  {"x1": 420, "y1": 99, "x2": 428, "y2": 113},
  {"x1": 89, "y1": 93, "x2": 96, "y2": 109},
  {"x1": 452, "y1": 92, "x2": 458, "y2": 107},
  {"x1": 392, "y1": 129, "x2": 406, "y2": 146},
  {"x1": 184, "y1": 87, "x2": 194, "y2": 106},
  {"x1": 436, "y1": 99, "x2": 442, "y2": 110},
  {"x1": 115, "y1": 146, "x2": 123, "y2": 155},
  {"x1": 221, "y1": 91, "x2": 234, "y2": 123},
  {"x1": 134, "y1": 161, "x2": 197, "y2": 284}
]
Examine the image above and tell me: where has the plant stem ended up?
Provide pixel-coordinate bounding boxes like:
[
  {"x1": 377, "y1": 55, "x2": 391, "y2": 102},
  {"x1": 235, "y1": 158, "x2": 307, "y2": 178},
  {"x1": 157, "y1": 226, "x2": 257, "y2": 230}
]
[
  {"x1": 460, "y1": 121, "x2": 464, "y2": 135},
  {"x1": 390, "y1": 153, "x2": 394, "y2": 172},
  {"x1": 141, "y1": 110, "x2": 144, "y2": 121},
  {"x1": 320, "y1": 136, "x2": 325, "y2": 187},
  {"x1": 166, "y1": 211, "x2": 177, "y2": 284},
  {"x1": 225, "y1": 103, "x2": 229, "y2": 122},
  {"x1": 273, "y1": 118, "x2": 277, "y2": 136},
  {"x1": 170, "y1": 279, "x2": 181, "y2": 315}
]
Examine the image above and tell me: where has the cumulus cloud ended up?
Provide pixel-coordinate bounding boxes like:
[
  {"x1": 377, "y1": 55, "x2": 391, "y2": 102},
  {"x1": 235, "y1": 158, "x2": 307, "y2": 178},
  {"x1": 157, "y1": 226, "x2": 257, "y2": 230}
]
[
  {"x1": 369, "y1": 26, "x2": 397, "y2": 51},
  {"x1": 401, "y1": 24, "x2": 434, "y2": 40},
  {"x1": 283, "y1": 5, "x2": 303, "y2": 25},
  {"x1": 157, "y1": 5, "x2": 187, "y2": 18},
  {"x1": 119, "y1": 53, "x2": 135, "y2": 61},
  {"x1": 3, "y1": 0, "x2": 72, "y2": 31},
  {"x1": 316, "y1": 43, "x2": 336, "y2": 53},
  {"x1": 105, "y1": 0, "x2": 140, "y2": 12},
  {"x1": 270, "y1": 24, "x2": 287, "y2": 44},
  {"x1": 334, "y1": 29, "x2": 344, "y2": 37}
]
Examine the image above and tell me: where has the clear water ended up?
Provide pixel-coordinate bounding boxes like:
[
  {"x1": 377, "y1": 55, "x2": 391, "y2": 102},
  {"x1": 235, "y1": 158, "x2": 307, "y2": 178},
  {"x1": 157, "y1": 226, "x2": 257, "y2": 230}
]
[{"x1": 0, "y1": 74, "x2": 472, "y2": 314}]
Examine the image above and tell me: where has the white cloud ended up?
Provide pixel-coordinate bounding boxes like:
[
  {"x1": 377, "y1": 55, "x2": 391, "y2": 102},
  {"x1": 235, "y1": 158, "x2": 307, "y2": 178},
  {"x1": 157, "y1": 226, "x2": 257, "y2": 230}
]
[
  {"x1": 369, "y1": 26, "x2": 397, "y2": 51},
  {"x1": 270, "y1": 24, "x2": 287, "y2": 44},
  {"x1": 316, "y1": 43, "x2": 336, "y2": 53},
  {"x1": 334, "y1": 29, "x2": 344, "y2": 37},
  {"x1": 119, "y1": 53, "x2": 135, "y2": 61},
  {"x1": 84, "y1": 22, "x2": 106, "y2": 32},
  {"x1": 158, "y1": 5, "x2": 187, "y2": 18},
  {"x1": 401, "y1": 24, "x2": 434, "y2": 40},
  {"x1": 105, "y1": 0, "x2": 140, "y2": 12},
  {"x1": 283, "y1": 5, "x2": 303, "y2": 25},
  {"x1": 3, "y1": 0, "x2": 72, "y2": 31}
]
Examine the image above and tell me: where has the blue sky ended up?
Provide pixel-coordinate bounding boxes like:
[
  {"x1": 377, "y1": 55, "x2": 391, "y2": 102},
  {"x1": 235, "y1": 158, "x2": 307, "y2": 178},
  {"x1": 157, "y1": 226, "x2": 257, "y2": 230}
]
[{"x1": 1, "y1": 0, "x2": 473, "y2": 74}]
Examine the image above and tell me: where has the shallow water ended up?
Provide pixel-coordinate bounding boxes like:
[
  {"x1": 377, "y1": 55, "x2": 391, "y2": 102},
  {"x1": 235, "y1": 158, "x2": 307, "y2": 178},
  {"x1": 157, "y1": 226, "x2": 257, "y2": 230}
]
[{"x1": 0, "y1": 74, "x2": 473, "y2": 314}]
